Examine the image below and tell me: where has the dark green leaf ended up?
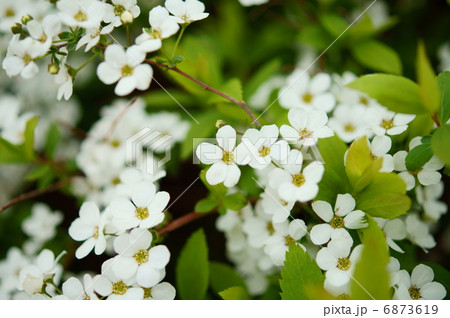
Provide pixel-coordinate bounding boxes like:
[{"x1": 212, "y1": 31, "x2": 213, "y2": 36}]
[
  {"x1": 347, "y1": 74, "x2": 427, "y2": 114},
  {"x1": 437, "y1": 72, "x2": 450, "y2": 125},
  {"x1": 44, "y1": 123, "x2": 60, "y2": 158},
  {"x1": 405, "y1": 143, "x2": 433, "y2": 171},
  {"x1": 320, "y1": 13, "x2": 349, "y2": 38},
  {"x1": 176, "y1": 228, "x2": 209, "y2": 300},
  {"x1": 351, "y1": 39, "x2": 402, "y2": 75},
  {"x1": 194, "y1": 197, "x2": 219, "y2": 213},
  {"x1": 24, "y1": 116, "x2": 39, "y2": 160},
  {"x1": 199, "y1": 169, "x2": 228, "y2": 197},
  {"x1": 58, "y1": 32, "x2": 72, "y2": 40},
  {"x1": 209, "y1": 262, "x2": 247, "y2": 295},
  {"x1": 223, "y1": 192, "x2": 247, "y2": 211},
  {"x1": 280, "y1": 244, "x2": 324, "y2": 300},
  {"x1": 431, "y1": 124, "x2": 450, "y2": 165},
  {"x1": 244, "y1": 59, "x2": 281, "y2": 100}
]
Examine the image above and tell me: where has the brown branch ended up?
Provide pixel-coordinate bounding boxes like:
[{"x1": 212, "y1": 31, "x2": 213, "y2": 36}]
[
  {"x1": 146, "y1": 59, "x2": 262, "y2": 127},
  {"x1": 157, "y1": 210, "x2": 215, "y2": 236},
  {"x1": 0, "y1": 179, "x2": 70, "y2": 213}
]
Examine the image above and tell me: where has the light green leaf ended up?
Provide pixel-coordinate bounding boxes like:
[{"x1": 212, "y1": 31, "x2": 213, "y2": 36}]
[
  {"x1": 208, "y1": 78, "x2": 243, "y2": 105},
  {"x1": 0, "y1": 137, "x2": 28, "y2": 163},
  {"x1": 316, "y1": 135, "x2": 352, "y2": 203},
  {"x1": 219, "y1": 286, "x2": 250, "y2": 300},
  {"x1": 407, "y1": 113, "x2": 435, "y2": 140},
  {"x1": 345, "y1": 137, "x2": 376, "y2": 189},
  {"x1": 356, "y1": 173, "x2": 411, "y2": 219},
  {"x1": 144, "y1": 89, "x2": 196, "y2": 109},
  {"x1": 280, "y1": 244, "x2": 324, "y2": 300},
  {"x1": 244, "y1": 59, "x2": 281, "y2": 100},
  {"x1": 405, "y1": 143, "x2": 433, "y2": 171},
  {"x1": 24, "y1": 116, "x2": 39, "y2": 160},
  {"x1": 176, "y1": 228, "x2": 209, "y2": 300},
  {"x1": 44, "y1": 123, "x2": 60, "y2": 158},
  {"x1": 320, "y1": 13, "x2": 349, "y2": 38},
  {"x1": 199, "y1": 169, "x2": 227, "y2": 198},
  {"x1": 417, "y1": 42, "x2": 441, "y2": 113},
  {"x1": 351, "y1": 39, "x2": 402, "y2": 75},
  {"x1": 351, "y1": 216, "x2": 390, "y2": 300},
  {"x1": 223, "y1": 192, "x2": 247, "y2": 211},
  {"x1": 347, "y1": 74, "x2": 427, "y2": 114},
  {"x1": 194, "y1": 197, "x2": 219, "y2": 213},
  {"x1": 209, "y1": 262, "x2": 247, "y2": 296},
  {"x1": 437, "y1": 72, "x2": 450, "y2": 125},
  {"x1": 25, "y1": 165, "x2": 52, "y2": 182},
  {"x1": 431, "y1": 124, "x2": 450, "y2": 165}
]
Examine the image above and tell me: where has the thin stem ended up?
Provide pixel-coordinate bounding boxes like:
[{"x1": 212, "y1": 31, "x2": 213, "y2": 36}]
[
  {"x1": 431, "y1": 113, "x2": 441, "y2": 127},
  {"x1": 126, "y1": 24, "x2": 132, "y2": 46},
  {"x1": 158, "y1": 210, "x2": 215, "y2": 236},
  {"x1": 146, "y1": 59, "x2": 262, "y2": 126},
  {"x1": 74, "y1": 52, "x2": 98, "y2": 73},
  {"x1": 171, "y1": 24, "x2": 187, "y2": 59},
  {"x1": 0, "y1": 179, "x2": 70, "y2": 213},
  {"x1": 49, "y1": 282, "x2": 63, "y2": 295}
]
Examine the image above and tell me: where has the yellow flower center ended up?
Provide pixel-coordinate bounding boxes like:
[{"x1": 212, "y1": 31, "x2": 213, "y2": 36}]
[
  {"x1": 302, "y1": 92, "x2": 313, "y2": 104},
  {"x1": 5, "y1": 8, "x2": 15, "y2": 17},
  {"x1": 266, "y1": 222, "x2": 275, "y2": 234},
  {"x1": 292, "y1": 173, "x2": 305, "y2": 187},
  {"x1": 284, "y1": 235, "x2": 296, "y2": 245},
  {"x1": 74, "y1": 10, "x2": 87, "y2": 22},
  {"x1": 344, "y1": 123, "x2": 356, "y2": 133},
  {"x1": 381, "y1": 119, "x2": 394, "y2": 130},
  {"x1": 337, "y1": 293, "x2": 351, "y2": 300},
  {"x1": 222, "y1": 151, "x2": 235, "y2": 165},
  {"x1": 114, "y1": 5, "x2": 126, "y2": 16},
  {"x1": 133, "y1": 249, "x2": 149, "y2": 265},
  {"x1": 83, "y1": 295, "x2": 90, "y2": 300},
  {"x1": 112, "y1": 281, "x2": 128, "y2": 295},
  {"x1": 408, "y1": 285, "x2": 421, "y2": 300},
  {"x1": 135, "y1": 207, "x2": 149, "y2": 220},
  {"x1": 337, "y1": 257, "x2": 351, "y2": 271},
  {"x1": 330, "y1": 216, "x2": 345, "y2": 229},
  {"x1": 93, "y1": 226, "x2": 99, "y2": 239},
  {"x1": 359, "y1": 96, "x2": 369, "y2": 106},
  {"x1": 299, "y1": 128, "x2": 313, "y2": 140},
  {"x1": 259, "y1": 146, "x2": 271, "y2": 157},
  {"x1": 23, "y1": 54, "x2": 32, "y2": 65},
  {"x1": 121, "y1": 65, "x2": 134, "y2": 77}
]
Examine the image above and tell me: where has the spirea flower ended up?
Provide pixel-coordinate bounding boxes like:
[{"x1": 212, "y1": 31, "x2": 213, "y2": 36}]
[{"x1": 165, "y1": 0, "x2": 209, "y2": 24}]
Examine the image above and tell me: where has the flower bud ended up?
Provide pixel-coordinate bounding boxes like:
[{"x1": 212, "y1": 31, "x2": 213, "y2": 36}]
[
  {"x1": 21, "y1": 14, "x2": 33, "y2": 24},
  {"x1": 120, "y1": 11, "x2": 134, "y2": 24},
  {"x1": 215, "y1": 120, "x2": 227, "y2": 129},
  {"x1": 48, "y1": 63, "x2": 60, "y2": 75},
  {"x1": 11, "y1": 23, "x2": 23, "y2": 34}
]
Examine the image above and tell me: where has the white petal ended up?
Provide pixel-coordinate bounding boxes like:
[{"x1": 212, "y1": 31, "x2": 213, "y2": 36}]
[
  {"x1": 150, "y1": 282, "x2": 176, "y2": 300},
  {"x1": 148, "y1": 245, "x2": 170, "y2": 269},
  {"x1": 132, "y1": 181, "x2": 156, "y2": 208},
  {"x1": 312, "y1": 201, "x2": 334, "y2": 222},
  {"x1": 371, "y1": 135, "x2": 391, "y2": 157},
  {"x1": 136, "y1": 265, "x2": 162, "y2": 288},
  {"x1": 310, "y1": 223, "x2": 333, "y2": 245},
  {"x1": 335, "y1": 193, "x2": 356, "y2": 217},
  {"x1": 223, "y1": 164, "x2": 241, "y2": 187},
  {"x1": 310, "y1": 73, "x2": 331, "y2": 94},
  {"x1": 115, "y1": 76, "x2": 137, "y2": 96},
  {"x1": 133, "y1": 64, "x2": 153, "y2": 90},
  {"x1": 97, "y1": 62, "x2": 121, "y2": 84},
  {"x1": 343, "y1": 210, "x2": 367, "y2": 229},
  {"x1": 316, "y1": 248, "x2": 337, "y2": 271},
  {"x1": 196, "y1": 142, "x2": 222, "y2": 164},
  {"x1": 420, "y1": 282, "x2": 446, "y2": 300},
  {"x1": 105, "y1": 44, "x2": 127, "y2": 68},
  {"x1": 94, "y1": 275, "x2": 113, "y2": 296},
  {"x1": 418, "y1": 170, "x2": 441, "y2": 186},
  {"x1": 411, "y1": 264, "x2": 434, "y2": 288},
  {"x1": 216, "y1": 125, "x2": 236, "y2": 151},
  {"x1": 112, "y1": 256, "x2": 138, "y2": 280},
  {"x1": 325, "y1": 269, "x2": 350, "y2": 287},
  {"x1": 206, "y1": 161, "x2": 227, "y2": 185},
  {"x1": 75, "y1": 238, "x2": 96, "y2": 259}
]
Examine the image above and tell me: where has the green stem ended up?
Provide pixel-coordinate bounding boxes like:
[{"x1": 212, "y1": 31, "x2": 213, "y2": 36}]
[
  {"x1": 49, "y1": 282, "x2": 63, "y2": 295},
  {"x1": 170, "y1": 24, "x2": 187, "y2": 59},
  {"x1": 74, "y1": 52, "x2": 98, "y2": 73},
  {"x1": 126, "y1": 24, "x2": 132, "y2": 46}
]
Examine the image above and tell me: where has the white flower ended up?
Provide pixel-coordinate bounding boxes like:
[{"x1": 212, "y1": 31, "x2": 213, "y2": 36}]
[
  {"x1": 280, "y1": 108, "x2": 333, "y2": 146},
  {"x1": 264, "y1": 219, "x2": 307, "y2": 266},
  {"x1": 365, "y1": 105, "x2": 415, "y2": 136},
  {"x1": 76, "y1": 28, "x2": 102, "y2": 52},
  {"x1": 415, "y1": 182, "x2": 447, "y2": 222},
  {"x1": 196, "y1": 125, "x2": 250, "y2": 187},
  {"x1": 394, "y1": 264, "x2": 446, "y2": 300},
  {"x1": 240, "y1": 124, "x2": 289, "y2": 170},
  {"x1": 239, "y1": 0, "x2": 269, "y2": 6},
  {"x1": 69, "y1": 202, "x2": 107, "y2": 259},
  {"x1": 104, "y1": 0, "x2": 141, "y2": 32},
  {"x1": 369, "y1": 135, "x2": 394, "y2": 172},
  {"x1": 18, "y1": 249, "x2": 65, "y2": 295},
  {"x1": 0, "y1": 0, "x2": 29, "y2": 31},
  {"x1": 165, "y1": 0, "x2": 209, "y2": 24},
  {"x1": 0, "y1": 247, "x2": 29, "y2": 295},
  {"x1": 278, "y1": 69, "x2": 336, "y2": 112},
  {"x1": 26, "y1": 14, "x2": 61, "y2": 52},
  {"x1": 2, "y1": 35, "x2": 45, "y2": 79},
  {"x1": 374, "y1": 217, "x2": 407, "y2": 253},
  {"x1": 143, "y1": 282, "x2": 176, "y2": 300},
  {"x1": 94, "y1": 259, "x2": 144, "y2": 300},
  {"x1": 112, "y1": 228, "x2": 170, "y2": 288},
  {"x1": 97, "y1": 44, "x2": 153, "y2": 96},
  {"x1": 109, "y1": 181, "x2": 169, "y2": 231},
  {"x1": 268, "y1": 149, "x2": 324, "y2": 202},
  {"x1": 260, "y1": 187, "x2": 295, "y2": 224},
  {"x1": 316, "y1": 244, "x2": 363, "y2": 289},
  {"x1": 22, "y1": 203, "x2": 63, "y2": 244},
  {"x1": 57, "y1": 0, "x2": 106, "y2": 29},
  {"x1": 54, "y1": 51, "x2": 73, "y2": 101},
  {"x1": 242, "y1": 201, "x2": 281, "y2": 248},
  {"x1": 405, "y1": 214, "x2": 435, "y2": 251},
  {"x1": 311, "y1": 194, "x2": 367, "y2": 249},
  {"x1": 328, "y1": 104, "x2": 371, "y2": 143},
  {"x1": 145, "y1": 112, "x2": 190, "y2": 151},
  {"x1": 61, "y1": 275, "x2": 98, "y2": 300},
  {"x1": 136, "y1": 6, "x2": 179, "y2": 53}
]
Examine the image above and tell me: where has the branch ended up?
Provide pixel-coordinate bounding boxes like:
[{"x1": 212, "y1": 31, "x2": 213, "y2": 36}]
[
  {"x1": 157, "y1": 210, "x2": 215, "y2": 236},
  {"x1": 0, "y1": 179, "x2": 70, "y2": 213},
  {"x1": 146, "y1": 59, "x2": 262, "y2": 127}
]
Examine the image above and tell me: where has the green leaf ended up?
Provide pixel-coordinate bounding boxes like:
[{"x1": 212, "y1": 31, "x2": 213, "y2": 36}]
[
  {"x1": 209, "y1": 262, "x2": 247, "y2": 295},
  {"x1": 0, "y1": 137, "x2": 28, "y2": 163},
  {"x1": 280, "y1": 244, "x2": 324, "y2": 300},
  {"x1": 351, "y1": 216, "x2": 390, "y2": 300},
  {"x1": 437, "y1": 72, "x2": 450, "y2": 125},
  {"x1": 194, "y1": 197, "x2": 219, "y2": 213},
  {"x1": 25, "y1": 165, "x2": 52, "y2": 182},
  {"x1": 407, "y1": 113, "x2": 435, "y2": 140},
  {"x1": 24, "y1": 116, "x2": 39, "y2": 160},
  {"x1": 199, "y1": 169, "x2": 227, "y2": 198},
  {"x1": 320, "y1": 13, "x2": 349, "y2": 38},
  {"x1": 223, "y1": 192, "x2": 247, "y2": 211},
  {"x1": 417, "y1": 42, "x2": 441, "y2": 113},
  {"x1": 244, "y1": 59, "x2": 281, "y2": 100},
  {"x1": 316, "y1": 135, "x2": 352, "y2": 203},
  {"x1": 431, "y1": 124, "x2": 450, "y2": 165},
  {"x1": 351, "y1": 39, "x2": 402, "y2": 75},
  {"x1": 356, "y1": 173, "x2": 411, "y2": 219},
  {"x1": 176, "y1": 228, "x2": 209, "y2": 300},
  {"x1": 44, "y1": 123, "x2": 60, "y2": 158},
  {"x1": 219, "y1": 286, "x2": 250, "y2": 300},
  {"x1": 58, "y1": 31, "x2": 72, "y2": 40},
  {"x1": 347, "y1": 74, "x2": 427, "y2": 114},
  {"x1": 208, "y1": 78, "x2": 243, "y2": 104},
  {"x1": 405, "y1": 143, "x2": 433, "y2": 171},
  {"x1": 345, "y1": 137, "x2": 382, "y2": 191},
  {"x1": 144, "y1": 89, "x2": 195, "y2": 109}
]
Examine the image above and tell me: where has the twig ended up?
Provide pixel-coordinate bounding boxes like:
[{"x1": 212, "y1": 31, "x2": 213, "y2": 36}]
[
  {"x1": 158, "y1": 210, "x2": 215, "y2": 236},
  {"x1": 0, "y1": 179, "x2": 70, "y2": 213},
  {"x1": 146, "y1": 59, "x2": 262, "y2": 127}
]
